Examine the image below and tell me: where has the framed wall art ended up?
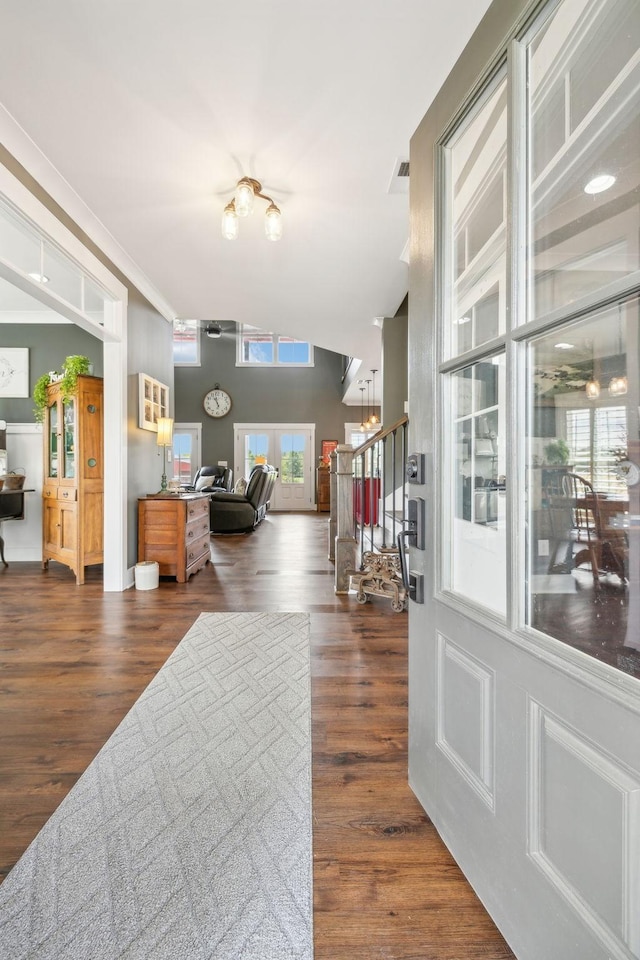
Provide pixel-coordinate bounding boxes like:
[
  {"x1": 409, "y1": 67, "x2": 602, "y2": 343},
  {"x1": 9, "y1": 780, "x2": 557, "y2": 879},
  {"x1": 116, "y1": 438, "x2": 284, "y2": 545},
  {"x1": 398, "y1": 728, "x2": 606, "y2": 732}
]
[
  {"x1": 138, "y1": 373, "x2": 170, "y2": 432},
  {"x1": 0, "y1": 347, "x2": 29, "y2": 398},
  {"x1": 321, "y1": 439, "x2": 338, "y2": 464}
]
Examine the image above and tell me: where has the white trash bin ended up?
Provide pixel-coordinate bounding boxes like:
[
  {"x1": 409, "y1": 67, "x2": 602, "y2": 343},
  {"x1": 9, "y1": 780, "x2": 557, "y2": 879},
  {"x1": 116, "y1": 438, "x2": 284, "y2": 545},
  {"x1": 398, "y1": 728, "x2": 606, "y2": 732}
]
[{"x1": 135, "y1": 560, "x2": 159, "y2": 590}]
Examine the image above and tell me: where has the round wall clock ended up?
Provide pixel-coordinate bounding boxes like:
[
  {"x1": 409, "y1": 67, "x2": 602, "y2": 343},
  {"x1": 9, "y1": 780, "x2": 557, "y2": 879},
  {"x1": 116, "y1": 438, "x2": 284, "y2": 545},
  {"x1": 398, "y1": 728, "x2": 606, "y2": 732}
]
[
  {"x1": 615, "y1": 459, "x2": 640, "y2": 487},
  {"x1": 203, "y1": 385, "x2": 232, "y2": 418}
]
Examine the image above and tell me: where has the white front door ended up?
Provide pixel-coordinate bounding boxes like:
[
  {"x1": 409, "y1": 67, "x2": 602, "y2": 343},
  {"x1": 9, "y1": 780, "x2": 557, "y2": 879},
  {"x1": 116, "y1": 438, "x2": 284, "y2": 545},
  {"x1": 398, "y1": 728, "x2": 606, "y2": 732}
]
[
  {"x1": 409, "y1": 2, "x2": 640, "y2": 959},
  {"x1": 234, "y1": 423, "x2": 315, "y2": 511}
]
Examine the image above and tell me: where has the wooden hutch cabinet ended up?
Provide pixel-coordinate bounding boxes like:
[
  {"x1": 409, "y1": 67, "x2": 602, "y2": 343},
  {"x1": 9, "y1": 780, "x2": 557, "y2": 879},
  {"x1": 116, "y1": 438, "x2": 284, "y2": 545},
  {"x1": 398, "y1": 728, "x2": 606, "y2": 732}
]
[{"x1": 42, "y1": 375, "x2": 104, "y2": 584}]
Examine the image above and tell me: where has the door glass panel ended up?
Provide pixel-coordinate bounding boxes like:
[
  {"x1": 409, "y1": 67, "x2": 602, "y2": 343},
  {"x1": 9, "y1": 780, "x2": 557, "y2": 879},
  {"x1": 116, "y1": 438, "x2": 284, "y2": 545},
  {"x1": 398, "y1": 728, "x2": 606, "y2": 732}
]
[
  {"x1": 244, "y1": 433, "x2": 269, "y2": 478},
  {"x1": 446, "y1": 353, "x2": 506, "y2": 615},
  {"x1": 526, "y1": 296, "x2": 640, "y2": 678},
  {"x1": 63, "y1": 398, "x2": 75, "y2": 479},
  {"x1": 280, "y1": 434, "x2": 304, "y2": 484},
  {"x1": 48, "y1": 401, "x2": 58, "y2": 479},
  {"x1": 528, "y1": 0, "x2": 640, "y2": 320},
  {"x1": 172, "y1": 433, "x2": 193, "y2": 483},
  {"x1": 445, "y1": 74, "x2": 507, "y2": 357}
]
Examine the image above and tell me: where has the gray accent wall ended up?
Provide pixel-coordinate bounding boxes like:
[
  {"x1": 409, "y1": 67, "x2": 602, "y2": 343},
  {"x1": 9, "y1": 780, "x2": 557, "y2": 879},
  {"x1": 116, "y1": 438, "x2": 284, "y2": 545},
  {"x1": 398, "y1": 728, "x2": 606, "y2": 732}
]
[
  {"x1": 0, "y1": 324, "x2": 103, "y2": 423},
  {"x1": 175, "y1": 332, "x2": 352, "y2": 469},
  {"x1": 382, "y1": 295, "x2": 408, "y2": 425}
]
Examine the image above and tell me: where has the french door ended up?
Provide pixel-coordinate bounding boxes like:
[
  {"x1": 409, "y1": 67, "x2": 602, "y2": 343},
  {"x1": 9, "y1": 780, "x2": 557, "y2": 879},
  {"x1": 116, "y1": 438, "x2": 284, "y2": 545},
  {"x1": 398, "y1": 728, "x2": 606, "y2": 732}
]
[
  {"x1": 233, "y1": 423, "x2": 315, "y2": 511},
  {"x1": 409, "y1": 1, "x2": 640, "y2": 958}
]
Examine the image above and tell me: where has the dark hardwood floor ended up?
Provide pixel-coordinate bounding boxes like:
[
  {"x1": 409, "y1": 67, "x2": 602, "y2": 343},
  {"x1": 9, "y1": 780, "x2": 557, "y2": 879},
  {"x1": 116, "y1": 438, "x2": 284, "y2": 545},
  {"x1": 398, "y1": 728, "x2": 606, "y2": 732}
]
[{"x1": 0, "y1": 512, "x2": 514, "y2": 959}]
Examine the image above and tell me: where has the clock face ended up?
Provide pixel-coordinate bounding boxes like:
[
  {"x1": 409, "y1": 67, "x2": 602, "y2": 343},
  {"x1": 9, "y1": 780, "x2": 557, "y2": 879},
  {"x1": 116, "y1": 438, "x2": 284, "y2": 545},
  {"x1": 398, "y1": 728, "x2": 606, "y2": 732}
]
[
  {"x1": 203, "y1": 388, "x2": 232, "y2": 418},
  {"x1": 616, "y1": 459, "x2": 640, "y2": 487}
]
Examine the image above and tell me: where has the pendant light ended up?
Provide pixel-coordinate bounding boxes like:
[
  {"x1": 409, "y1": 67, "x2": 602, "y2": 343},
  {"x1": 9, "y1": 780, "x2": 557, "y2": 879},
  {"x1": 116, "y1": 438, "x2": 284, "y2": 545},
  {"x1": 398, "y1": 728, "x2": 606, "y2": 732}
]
[
  {"x1": 222, "y1": 177, "x2": 282, "y2": 241},
  {"x1": 369, "y1": 368, "x2": 379, "y2": 426}
]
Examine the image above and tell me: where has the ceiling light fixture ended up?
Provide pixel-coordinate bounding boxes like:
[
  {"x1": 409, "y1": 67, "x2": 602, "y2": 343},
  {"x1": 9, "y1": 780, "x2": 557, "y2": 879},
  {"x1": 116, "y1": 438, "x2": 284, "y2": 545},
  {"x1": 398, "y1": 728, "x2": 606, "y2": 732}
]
[
  {"x1": 554, "y1": 342, "x2": 575, "y2": 350},
  {"x1": 585, "y1": 379, "x2": 600, "y2": 399},
  {"x1": 368, "y1": 369, "x2": 379, "y2": 426},
  {"x1": 205, "y1": 322, "x2": 223, "y2": 339},
  {"x1": 608, "y1": 375, "x2": 628, "y2": 396},
  {"x1": 222, "y1": 177, "x2": 282, "y2": 241},
  {"x1": 28, "y1": 272, "x2": 49, "y2": 283},
  {"x1": 584, "y1": 173, "x2": 616, "y2": 195}
]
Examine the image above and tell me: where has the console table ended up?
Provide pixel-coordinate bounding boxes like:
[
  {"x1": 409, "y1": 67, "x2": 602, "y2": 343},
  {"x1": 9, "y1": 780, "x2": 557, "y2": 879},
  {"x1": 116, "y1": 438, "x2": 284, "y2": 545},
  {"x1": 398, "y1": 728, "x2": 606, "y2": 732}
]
[
  {"x1": 137, "y1": 493, "x2": 211, "y2": 582},
  {"x1": 0, "y1": 489, "x2": 35, "y2": 567}
]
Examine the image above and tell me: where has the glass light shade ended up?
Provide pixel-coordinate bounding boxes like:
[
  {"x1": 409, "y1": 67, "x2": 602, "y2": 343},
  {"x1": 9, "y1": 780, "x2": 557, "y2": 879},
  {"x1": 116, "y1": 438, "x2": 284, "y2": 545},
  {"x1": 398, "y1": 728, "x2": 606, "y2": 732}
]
[
  {"x1": 608, "y1": 376, "x2": 628, "y2": 396},
  {"x1": 234, "y1": 179, "x2": 255, "y2": 217},
  {"x1": 584, "y1": 174, "x2": 616, "y2": 195},
  {"x1": 585, "y1": 379, "x2": 601, "y2": 399},
  {"x1": 264, "y1": 203, "x2": 282, "y2": 241},
  {"x1": 156, "y1": 417, "x2": 174, "y2": 447},
  {"x1": 221, "y1": 202, "x2": 239, "y2": 240}
]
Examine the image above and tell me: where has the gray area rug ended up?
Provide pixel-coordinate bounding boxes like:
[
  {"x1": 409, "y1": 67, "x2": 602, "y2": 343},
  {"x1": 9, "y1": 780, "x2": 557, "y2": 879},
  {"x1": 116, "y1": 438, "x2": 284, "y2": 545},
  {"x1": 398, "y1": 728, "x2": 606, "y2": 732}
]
[{"x1": 0, "y1": 611, "x2": 313, "y2": 959}]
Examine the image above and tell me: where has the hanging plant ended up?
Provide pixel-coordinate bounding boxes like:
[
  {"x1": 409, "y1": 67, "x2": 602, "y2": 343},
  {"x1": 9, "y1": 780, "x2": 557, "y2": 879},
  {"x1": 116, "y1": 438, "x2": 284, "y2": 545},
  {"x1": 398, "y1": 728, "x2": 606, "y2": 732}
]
[
  {"x1": 33, "y1": 372, "x2": 54, "y2": 422},
  {"x1": 32, "y1": 355, "x2": 93, "y2": 422},
  {"x1": 59, "y1": 355, "x2": 93, "y2": 402}
]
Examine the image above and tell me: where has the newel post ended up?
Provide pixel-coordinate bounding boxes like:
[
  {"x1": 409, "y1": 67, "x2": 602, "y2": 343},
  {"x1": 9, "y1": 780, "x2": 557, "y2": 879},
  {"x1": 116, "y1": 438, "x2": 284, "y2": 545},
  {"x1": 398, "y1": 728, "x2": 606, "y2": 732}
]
[
  {"x1": 334, "y1": 443, "x2": 357, "y2": 594},
  {"x1": 328, "y1": 449, "x2": 337, "y2": 561}
]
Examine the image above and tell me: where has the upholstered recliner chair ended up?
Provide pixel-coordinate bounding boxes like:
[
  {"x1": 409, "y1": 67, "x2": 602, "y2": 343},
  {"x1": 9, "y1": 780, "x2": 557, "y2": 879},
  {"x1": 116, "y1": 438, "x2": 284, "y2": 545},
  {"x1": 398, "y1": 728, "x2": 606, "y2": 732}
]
[
  {"x1": 192, "y1": 465, "x2": 233, "y2": 493},
  {"x1": 209, "y1": 464, "x2": 277, "y2": 533}
]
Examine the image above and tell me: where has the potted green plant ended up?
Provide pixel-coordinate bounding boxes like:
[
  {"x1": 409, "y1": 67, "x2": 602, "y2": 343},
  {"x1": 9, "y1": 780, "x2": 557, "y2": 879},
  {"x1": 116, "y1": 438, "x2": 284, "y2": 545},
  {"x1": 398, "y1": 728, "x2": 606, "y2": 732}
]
[
  {"x1": 544, "y1": 438, "x2": 570, "y2": 465},
  {"x1": 32, "y1": 355, "x2": 93, "y2": 421},
  {"x1": 59, "y1": 355, "x2": 93, "y2": 402}
]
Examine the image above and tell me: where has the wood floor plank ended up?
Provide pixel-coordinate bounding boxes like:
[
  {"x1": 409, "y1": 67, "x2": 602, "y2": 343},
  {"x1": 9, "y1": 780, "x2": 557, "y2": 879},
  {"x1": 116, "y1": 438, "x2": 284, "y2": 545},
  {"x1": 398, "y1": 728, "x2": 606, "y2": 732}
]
[{"x1": 0, "y1": 512, "x2": 514, "y2": 958}]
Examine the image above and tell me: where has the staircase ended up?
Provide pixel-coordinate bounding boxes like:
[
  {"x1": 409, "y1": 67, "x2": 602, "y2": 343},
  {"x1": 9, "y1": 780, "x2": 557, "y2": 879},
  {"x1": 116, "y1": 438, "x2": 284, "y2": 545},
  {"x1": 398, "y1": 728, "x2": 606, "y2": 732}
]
[{"x1": 328, "y1": 415, "x2": 409, "y2": 609}]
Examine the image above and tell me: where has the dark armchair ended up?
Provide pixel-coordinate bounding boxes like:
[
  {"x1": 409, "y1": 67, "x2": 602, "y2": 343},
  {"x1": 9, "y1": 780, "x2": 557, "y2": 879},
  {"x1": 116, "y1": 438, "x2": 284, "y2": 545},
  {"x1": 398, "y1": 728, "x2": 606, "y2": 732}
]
[
  {"x1": 210, "y1": 464, "x2": 277, "y2": 533},
  {"x1": 192, "y1": 465, "x2": 233, "y2": 493}
]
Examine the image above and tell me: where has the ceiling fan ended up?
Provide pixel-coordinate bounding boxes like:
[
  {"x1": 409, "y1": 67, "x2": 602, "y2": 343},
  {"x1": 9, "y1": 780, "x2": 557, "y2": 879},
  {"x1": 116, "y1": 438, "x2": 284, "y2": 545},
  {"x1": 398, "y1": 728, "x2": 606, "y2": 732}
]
[{"x1": 174, "y1": 319, "x2": 237, "y2": 341}]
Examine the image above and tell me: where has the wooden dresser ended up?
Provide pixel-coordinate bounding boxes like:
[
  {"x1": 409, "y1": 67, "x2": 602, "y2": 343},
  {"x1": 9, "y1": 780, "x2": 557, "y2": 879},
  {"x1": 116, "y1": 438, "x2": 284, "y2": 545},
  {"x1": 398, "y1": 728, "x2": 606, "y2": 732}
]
[{"x1": 137, "y1": 493, "x2": 211, "y2": 582}]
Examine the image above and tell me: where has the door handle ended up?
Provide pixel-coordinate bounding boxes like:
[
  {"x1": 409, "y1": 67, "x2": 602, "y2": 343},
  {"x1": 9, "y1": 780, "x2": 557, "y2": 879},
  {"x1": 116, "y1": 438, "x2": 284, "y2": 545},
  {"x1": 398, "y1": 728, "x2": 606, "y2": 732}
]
[{"x1": 396, "y1": 531, "x2": 424, "y2": 604}]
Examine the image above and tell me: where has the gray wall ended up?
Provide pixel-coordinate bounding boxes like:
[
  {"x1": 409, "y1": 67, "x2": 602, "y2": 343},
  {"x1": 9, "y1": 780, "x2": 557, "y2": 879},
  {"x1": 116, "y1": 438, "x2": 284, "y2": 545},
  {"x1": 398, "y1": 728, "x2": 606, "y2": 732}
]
[
  {"x1": 0, "y1": 324, "x2": 104, "y2": 423},
  {"x1": 175, "y1": 331, "x2": 351, "y2": 470},
  {"x1": 1, "y1": 146, "x2": 175, "y2": 568},
  {"x1": 382, "y1": 295, "x2": 408, "y2": 425}
]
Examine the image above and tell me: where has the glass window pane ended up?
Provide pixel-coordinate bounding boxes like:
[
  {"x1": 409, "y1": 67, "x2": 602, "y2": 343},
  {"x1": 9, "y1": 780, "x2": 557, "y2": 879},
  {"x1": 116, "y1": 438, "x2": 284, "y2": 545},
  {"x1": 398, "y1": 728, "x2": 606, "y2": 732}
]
[
  {"x1": 278, "y1": 339, "x2": 310, "y2": 364},
  {"x1": 528, "y1": 0, "x2": 640, "y2": 319},
  {"x1": 43, "y1": 242, "x2": 82, "y2": 309},
  {"x1": 446, "y1": 76, "x2": 507, "y2": 357},
  {"x1": 244, "y1": 335, "x2": 274, "y2": 363},
  {"x1": 446, "y1": 354, "x2": 506, "y2": 615},
  {"x1": 280, "y1": 433, "x2": 305, "y2": 483},
  {"x1": 84, "y1": 277, "x2": 111, "y2": 327},
  {"x1": 172, "y1": 434, "x2": 193, "y2": 482},
  {"x1": 244, "y1": 434, "x2": 269, "y2": 478},
  {"x1": 173, "y1": 320, "x2": 200, "y2": 364},
  {"x1": 526, "y1": 296, "x2": 640, "y2": 678}
]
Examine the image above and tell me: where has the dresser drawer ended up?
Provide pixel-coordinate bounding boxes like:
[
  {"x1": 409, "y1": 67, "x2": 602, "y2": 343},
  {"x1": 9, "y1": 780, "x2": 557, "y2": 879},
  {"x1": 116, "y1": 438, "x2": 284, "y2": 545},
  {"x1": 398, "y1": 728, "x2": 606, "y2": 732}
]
[
  {"x1": 186, "y1": 532, "x2": 211, "y2": 570},
  {"x1": 185, "y1": 497, "x2": 209, "y2": 523},
  {"x1": 57, "y1": 487, "x2": 78, "y2": 502},
  {"x1": 185, "y1": 513, "x2": 210, "y2": 544}
]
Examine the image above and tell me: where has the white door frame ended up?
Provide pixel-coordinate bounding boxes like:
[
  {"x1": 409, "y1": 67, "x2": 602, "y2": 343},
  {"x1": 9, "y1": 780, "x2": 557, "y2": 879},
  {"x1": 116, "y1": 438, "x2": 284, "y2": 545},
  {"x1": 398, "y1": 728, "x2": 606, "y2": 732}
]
[
  {"x1": 234, "y1": 422, "x2": 316, "y2": 510},
  {"x1": 0, "y1": 164, "x2": 129, "y2": 590}
]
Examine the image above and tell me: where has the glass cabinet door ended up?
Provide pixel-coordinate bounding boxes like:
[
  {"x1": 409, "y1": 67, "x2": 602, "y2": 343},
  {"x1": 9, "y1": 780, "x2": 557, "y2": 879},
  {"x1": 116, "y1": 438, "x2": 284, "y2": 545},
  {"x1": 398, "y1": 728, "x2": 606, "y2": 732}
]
[
  {"x1": 63, "y1": 397, "x2": 76, "y2": 479},
  {"x1": 48, "y1": 399, "x2": 58, "y2": 479}
]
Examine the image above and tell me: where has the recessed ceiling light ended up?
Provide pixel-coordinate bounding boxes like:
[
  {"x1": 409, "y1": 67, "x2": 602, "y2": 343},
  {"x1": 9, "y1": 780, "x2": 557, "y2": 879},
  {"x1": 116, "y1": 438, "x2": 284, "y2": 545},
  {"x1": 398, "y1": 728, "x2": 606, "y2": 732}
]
[
  {"x1": 455, "y1": 316, "x2": 472, "y2": 325},
  {"x1": 554, "y1": 342, "x2": 575, "y2": 350},
  {"x1": 28, "y1": 272, "x2": 49, "y2": 283},
  {"x1": 584, "y1": 174, "x2": 616, "y2": 195}
]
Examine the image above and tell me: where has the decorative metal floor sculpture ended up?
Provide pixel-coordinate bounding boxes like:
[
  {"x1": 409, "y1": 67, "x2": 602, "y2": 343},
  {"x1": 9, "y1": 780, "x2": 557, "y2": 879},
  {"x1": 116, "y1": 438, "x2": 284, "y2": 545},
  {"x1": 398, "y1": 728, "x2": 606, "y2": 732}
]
[{"x1": 350, "y1": 549, "x2": 407, "y2": 613}]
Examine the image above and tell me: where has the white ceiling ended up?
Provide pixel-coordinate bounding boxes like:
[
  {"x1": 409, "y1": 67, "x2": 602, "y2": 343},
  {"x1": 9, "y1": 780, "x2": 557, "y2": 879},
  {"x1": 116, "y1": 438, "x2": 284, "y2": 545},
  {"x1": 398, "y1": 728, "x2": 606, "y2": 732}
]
[{"x1": 0, "y1": 0, "x2": 492, "y2": 401}]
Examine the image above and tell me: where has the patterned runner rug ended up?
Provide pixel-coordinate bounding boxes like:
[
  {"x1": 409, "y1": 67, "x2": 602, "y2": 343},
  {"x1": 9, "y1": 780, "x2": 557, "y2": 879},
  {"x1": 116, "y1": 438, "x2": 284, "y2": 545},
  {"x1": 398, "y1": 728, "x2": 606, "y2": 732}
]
[{"x1": 0, "y1": 612, "x2": 313, "y2": 960}]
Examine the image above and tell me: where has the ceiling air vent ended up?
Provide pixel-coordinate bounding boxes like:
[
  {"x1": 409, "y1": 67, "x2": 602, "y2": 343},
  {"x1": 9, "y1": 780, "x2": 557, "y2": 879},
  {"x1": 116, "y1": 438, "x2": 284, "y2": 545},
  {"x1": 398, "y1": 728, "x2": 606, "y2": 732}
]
[{"x1": 388, "y1": 158, "x2": 410, "y2": 194}]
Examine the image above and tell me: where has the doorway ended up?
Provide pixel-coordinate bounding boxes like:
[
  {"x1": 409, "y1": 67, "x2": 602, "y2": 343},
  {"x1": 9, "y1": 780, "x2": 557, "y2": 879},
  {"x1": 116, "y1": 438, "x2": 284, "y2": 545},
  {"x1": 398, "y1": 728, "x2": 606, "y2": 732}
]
[{"x1": 234, "y1": 423, "x2": 315, "y2": 510}]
